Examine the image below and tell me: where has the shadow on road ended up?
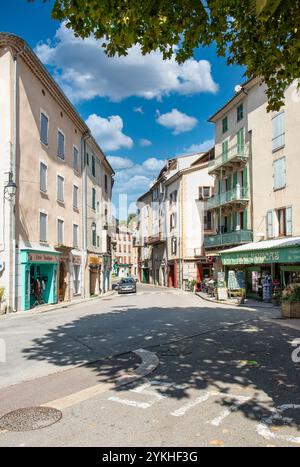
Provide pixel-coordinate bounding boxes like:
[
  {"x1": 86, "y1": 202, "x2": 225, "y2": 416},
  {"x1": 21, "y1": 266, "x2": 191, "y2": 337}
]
[{"x1": 22, "y1": 305, "x2": 300, "y2": 431}]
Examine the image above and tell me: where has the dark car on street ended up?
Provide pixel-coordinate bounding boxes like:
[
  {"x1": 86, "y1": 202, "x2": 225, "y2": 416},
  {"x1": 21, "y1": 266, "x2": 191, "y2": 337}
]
[{"x1": 118, "y1": 277, "x2": 137, "y2": 294}]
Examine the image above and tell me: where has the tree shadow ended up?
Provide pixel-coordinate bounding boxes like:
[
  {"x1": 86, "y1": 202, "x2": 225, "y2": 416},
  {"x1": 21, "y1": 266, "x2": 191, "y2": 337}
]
[{"x1": 21, "y1": 304, "x2": 300, "y2": 432}]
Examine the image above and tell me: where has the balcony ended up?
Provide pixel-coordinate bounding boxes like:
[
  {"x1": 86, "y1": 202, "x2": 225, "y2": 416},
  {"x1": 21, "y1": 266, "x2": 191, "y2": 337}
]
[
  {"x1": 147, "y1": 232, "x2": 165, "y2": 245},
  {"x1": 208, "y1": 143, "x2": 249, "y2": 175},
  {"x1": 207, "y1": 186, "x2": 249, "y2": 210},
  {"x1": 204, "y1": 230, "x2": 253, "y2": 249}
]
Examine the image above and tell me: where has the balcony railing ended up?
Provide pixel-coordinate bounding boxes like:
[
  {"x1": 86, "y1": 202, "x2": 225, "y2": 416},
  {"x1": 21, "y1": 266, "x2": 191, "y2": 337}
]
[
  {"x1": 204, "y1": 230, "x2": 253, "y2": 249},
  {"x1": 208, "y1": 143, "x2": 249, "y2": 174},
  {"x1": 207, "y1": 186, "x2": 249, "y2": 210}
]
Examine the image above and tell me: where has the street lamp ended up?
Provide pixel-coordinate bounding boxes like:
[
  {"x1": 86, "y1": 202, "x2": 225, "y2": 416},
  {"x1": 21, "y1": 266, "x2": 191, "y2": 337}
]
[{"x1": 4, "y1": 172, "x2": 17, "y2": 201}]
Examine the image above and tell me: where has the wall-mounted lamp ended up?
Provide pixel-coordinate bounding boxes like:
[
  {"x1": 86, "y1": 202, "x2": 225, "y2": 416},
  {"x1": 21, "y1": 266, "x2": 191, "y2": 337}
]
[{"x1": 4, "y1": 172, "x2": 17, "y2": 201}]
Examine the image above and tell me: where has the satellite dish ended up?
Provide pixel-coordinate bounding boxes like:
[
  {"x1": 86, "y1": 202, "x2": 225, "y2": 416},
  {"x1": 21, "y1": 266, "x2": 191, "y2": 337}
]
[{"x1": 235, "y1": 85, "x2": 243, "y2": 94}]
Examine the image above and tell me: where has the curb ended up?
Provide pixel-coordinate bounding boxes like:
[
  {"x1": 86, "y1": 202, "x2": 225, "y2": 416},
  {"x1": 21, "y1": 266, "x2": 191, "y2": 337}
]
[
  {"x1": 195, "y1": 292, "x2": 279, "y2": 310},
  {"x1": 0, "y1": 291, "x2": 116, "y2": 319}
]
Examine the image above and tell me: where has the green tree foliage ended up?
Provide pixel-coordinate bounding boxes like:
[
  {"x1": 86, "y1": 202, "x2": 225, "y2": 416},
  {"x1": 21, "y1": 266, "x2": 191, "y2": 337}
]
[{"x1": 32, "y1": 0, "x2": 300, "y2": 111}]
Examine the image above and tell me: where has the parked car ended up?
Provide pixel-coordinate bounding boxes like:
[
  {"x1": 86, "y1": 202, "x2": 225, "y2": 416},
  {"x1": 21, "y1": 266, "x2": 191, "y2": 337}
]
[{"x1": 118, "y1": 278, "x2": 137, "y2": 294}]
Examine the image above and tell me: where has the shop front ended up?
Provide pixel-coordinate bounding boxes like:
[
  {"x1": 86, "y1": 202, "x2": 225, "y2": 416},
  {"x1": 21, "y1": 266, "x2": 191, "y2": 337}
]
[
  {"x1": 221, "y1": 237, "x2": 300, "y2": 301},
  {"x1": 20, "y1": 250, "x2": 60, "y2": 311},
  {"x1": 88, "y1": 255, "x2": 102, "y2": 296},
  {"x1": 168, "y1": 260, "x2": 179, "y2": 288},
  {"x1": 72, "y1": 254, "x2": 82, "y2": 297}
]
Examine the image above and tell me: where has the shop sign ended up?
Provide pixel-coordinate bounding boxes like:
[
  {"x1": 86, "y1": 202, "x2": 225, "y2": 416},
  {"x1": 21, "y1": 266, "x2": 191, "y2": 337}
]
[
  {"x1": 28, "y1": 253, "x2": 58, "y2": 263},
  {"x1": 222, "y1": 246, "x2": 300, "y2": 266},
  {"x1": 89, "y1": 255, "x2": 101, "y2": 266}
]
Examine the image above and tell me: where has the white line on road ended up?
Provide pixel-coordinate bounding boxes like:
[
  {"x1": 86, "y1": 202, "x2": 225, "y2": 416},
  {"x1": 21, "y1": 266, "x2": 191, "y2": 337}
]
[{"x1": 171, "y1": 391, "x2": 215, "y2": 417}]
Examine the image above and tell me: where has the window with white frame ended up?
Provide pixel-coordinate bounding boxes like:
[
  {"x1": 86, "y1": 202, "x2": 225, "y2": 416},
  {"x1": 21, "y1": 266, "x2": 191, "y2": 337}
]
[
  {"x1": 40, "y1": 162, "x2": 47, "y2": 193},
  {"x1": 272, "y1": 112, "x2": 285, "y2": 151},
  {"x1": 73, "y1": 185, "x2": 79, "y2": 209},
  {"x1": 73, "y1": 224, "x2": 79, "y2": 248},
  {"x1": 39, "y1": 212, "x2": 47, "y2": 243},
  {"x1": 73, "y1": 265, "x2": 81, "y2": 295},
  {"x1": 57, "y1": 219, "x2": 64, "y2": 244},
  {"x1": 73, "y1": 146, "x2": 79, "y2": 172},
  {"x1": 170, "y1": 213, "x2": 177, "y2": 231},
  {"x1": 40, "y1": 112, "x2": 49, "y2": 146},
  {"x1": 57, "y1": 175, "x2": 64, "y2": 203},
  {"x1": 273, "y1": 157, "x2": 286, "y2": 190},
  {"x1": 57, "y1": 130, "x2": 65, "y2": 159}
]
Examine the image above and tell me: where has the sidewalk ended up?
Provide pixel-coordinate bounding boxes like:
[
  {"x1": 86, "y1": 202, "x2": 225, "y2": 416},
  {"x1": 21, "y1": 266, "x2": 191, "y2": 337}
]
[
  {"x1": 0, "y1": 290, "x2": 115, "y2": 318},
  {"x1": 196, "y1": 291, "x2": 300, "y2": 333}
]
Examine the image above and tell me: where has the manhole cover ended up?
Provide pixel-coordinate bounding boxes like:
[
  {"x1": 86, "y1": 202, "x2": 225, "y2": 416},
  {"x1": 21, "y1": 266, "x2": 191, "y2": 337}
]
[{"x1": 0, "y1": 407, "x2": 62, "y2": 432}]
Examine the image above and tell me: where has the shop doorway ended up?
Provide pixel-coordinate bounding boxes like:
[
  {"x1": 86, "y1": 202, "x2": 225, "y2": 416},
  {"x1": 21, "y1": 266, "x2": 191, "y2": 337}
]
[
  {"x1": 58, "y1": 261, "x2": 68, "y2": 302},
  {"x1": 168, "y1": 264, "x2": 175, "y2": 288},
  {"x1": 142, "y1": 268, "x2": 150, "y2": 284},
  {"x1": 90, "y1": 268, "x2": 99, "y2": 296},
  {"x1": 30, "y1": 264, "x2": 54, "y2": 308}
]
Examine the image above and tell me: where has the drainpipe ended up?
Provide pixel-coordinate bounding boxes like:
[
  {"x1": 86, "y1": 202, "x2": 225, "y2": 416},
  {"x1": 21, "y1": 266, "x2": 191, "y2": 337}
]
[
  {"x1": 11, "y1": 47, "x2": 26, "y2": 312},
  {"x1": 81, "y1": 131, "x2": 90, "y2": 298}
]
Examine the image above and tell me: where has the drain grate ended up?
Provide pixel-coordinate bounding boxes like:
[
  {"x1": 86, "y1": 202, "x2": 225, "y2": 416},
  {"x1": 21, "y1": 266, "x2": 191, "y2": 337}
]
[{"x1": 0, "y1": 407, "x2": 62, "y2": 432}]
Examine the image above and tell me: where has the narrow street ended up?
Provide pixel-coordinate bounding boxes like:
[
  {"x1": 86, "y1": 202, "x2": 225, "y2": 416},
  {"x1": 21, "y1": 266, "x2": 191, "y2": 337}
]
[{"x1": 0, "y1": 284, "x2": 299, "y2": 447}]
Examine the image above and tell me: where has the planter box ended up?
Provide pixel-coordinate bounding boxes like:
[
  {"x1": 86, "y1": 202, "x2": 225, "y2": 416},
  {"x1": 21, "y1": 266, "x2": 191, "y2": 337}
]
[{"x1": 281, "y1": 301, "x2": 300, "y2": 319}]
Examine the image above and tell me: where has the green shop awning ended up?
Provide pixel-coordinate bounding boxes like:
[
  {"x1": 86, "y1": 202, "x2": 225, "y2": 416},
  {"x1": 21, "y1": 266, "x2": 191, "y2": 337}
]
[{"x1": 221, "y1": 237, "x2": 300, "y2": 266}]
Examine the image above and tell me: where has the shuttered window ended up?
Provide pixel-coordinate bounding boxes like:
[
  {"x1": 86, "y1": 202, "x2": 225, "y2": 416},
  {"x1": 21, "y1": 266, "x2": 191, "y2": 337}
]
[
  {"x1": 39, "y1": 212, "x2": 47, "y2": 242},
  {"x1": 286, "y1": 206, "x2": 293, "y2": 236},
  {"x1": 92, "y1": 156, "x2": 96, "y2": 177},
  {"x1": 40, "y1": 162, "x2": 47, "y2": 193},
  {"x1": 57, "y1": 175, "x2": 64, "y2": 203},
  {"x1": 222, "y1": 140, "x2": 229, "y2": 162},
  {"x1": 40, "y1": 113, "x2": 49, "y2": 145},
  {"x1": 73, "y1": 224, "x2": 79, "y2": 248},
  {"x1": 92, "y1": 188, "x2": 96, "y2": 210},
  {"x1": 267, "y1": 210, "x2": 274, "y2": 238},
  {"x1": 57, "y1": 219, "x2": 64, "y2": 244},
  {"x1": 222, "y1": 117, "x2": 228, "y2": 134},
  {"x1": 57, "y1": 131, "x2": 65, "y2": 159},
  {"x1": 73, "y1": 146, "x2": 79, "y2": 172},
  {"x1": 73, "y1": 185, "x2": 79, "y2": 209},
  {"x1": 237, "y1": 103, "x2": 244, "y2": 122},
  {"x1": 273, "y1": 157, "x2": 286, "y2": 190},
  {"x1": 237, "y1": 128, "x2": 245, "y2": 155},
  {"x1": 272, "y1": 113, "x2": 285, "y2": 151}
]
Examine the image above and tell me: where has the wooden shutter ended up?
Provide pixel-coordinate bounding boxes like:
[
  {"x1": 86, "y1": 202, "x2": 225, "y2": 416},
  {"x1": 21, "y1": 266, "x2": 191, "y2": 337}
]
[{"x1": 267, "y1": 210, "x2": 274, "y2": 238}]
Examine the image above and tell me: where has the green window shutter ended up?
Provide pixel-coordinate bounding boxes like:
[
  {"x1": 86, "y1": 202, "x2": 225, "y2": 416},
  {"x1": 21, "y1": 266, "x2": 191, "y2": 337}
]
[
  {"x1": 237, "y1": 128, "x2": 245, "y2": 154},
  {"x1": 243, "y1": 209, "x2": 248, "y2": 230},
  {"x1": 227, "y1": 174, "x2": 232, "y2": 191},
  {"x1": 233, "y1": 172, "x2": 238, "y2": 188},
  {"x1": 228, "y1": 213, "x2": 232, "y2": 232},
  {"x1": 286, "y1": 206, "x2": 293, "y2": 236},
  {"x1": 222, "y1": 140, "x2": 228, "y2": 162},
  {"x1": 243, "y1": 166, "x2": 248, "y2": 195},
  {"x1": 222, "y1": 117, "x2": 228, "y2": 134},
  {"x1": 232, "y1": 211, "x2": 237, "y2": 231},
  {"x1": 92, "y1": 188, "x2": 96, "y2": 210}
]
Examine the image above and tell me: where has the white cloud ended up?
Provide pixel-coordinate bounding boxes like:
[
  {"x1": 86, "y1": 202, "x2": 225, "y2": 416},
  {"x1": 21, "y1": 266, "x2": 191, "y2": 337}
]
[
  {"x1": 139, "y1": 138, "x2": 152, "y2": 147},
  {"x1": 184, "y1": 139, "x2": 215, "y2": 153},
  {"x1": 85, "y1": 114, "x2": 133, "y2": 152},
  {"x1": 133, "y1": 106, "x2": 144, "y2": 114},
  {"x1": 156, "y1": 108, "x2": 198, "y2": 135},
  {"x1": 107, "y1": 156, "x2": 134, "y2": 170},
  {"x1": 142, "y1": 157, "x2": 165, "y2": 172},
  {"x1": 35, "y1": 23, "x2": 218, "y2": 103}
]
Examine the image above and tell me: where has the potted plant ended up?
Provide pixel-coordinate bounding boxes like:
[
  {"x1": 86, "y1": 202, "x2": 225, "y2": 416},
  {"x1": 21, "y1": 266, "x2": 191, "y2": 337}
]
[{"x1": 281, "y1": 284, "x2": 300, "y2": 318}]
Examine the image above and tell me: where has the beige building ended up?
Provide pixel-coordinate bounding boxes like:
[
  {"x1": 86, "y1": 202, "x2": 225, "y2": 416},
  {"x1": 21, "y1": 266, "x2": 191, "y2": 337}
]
[
  {"x1": 112, "y1": 226, "x2": 134, "y2": 278},
  {"x1": 137, "y1": 152, "x2": 214, "y2": 288},
  {"x1": 0, "y1": 33, "x2": 114, "y2": 312},
  {"x1": 207, "y1": 78, "x2": 300, "y2": 298}
]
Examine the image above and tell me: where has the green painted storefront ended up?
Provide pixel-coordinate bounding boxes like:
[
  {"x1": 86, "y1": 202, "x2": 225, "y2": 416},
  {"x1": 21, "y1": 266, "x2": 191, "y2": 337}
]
[{"x1": 20, "y1": 250, "x2": 60, "y2": 311}]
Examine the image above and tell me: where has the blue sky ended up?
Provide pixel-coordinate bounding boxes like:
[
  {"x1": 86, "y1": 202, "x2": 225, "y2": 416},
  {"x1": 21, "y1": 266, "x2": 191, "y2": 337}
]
[{"x1": 1, "y1": 0, "x2": 246, "y2": 218}]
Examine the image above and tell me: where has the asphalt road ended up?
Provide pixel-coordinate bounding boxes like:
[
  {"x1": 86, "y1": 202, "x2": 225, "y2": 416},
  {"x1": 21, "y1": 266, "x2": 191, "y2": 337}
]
[{"x1": 0, "y1": 284, "x2": 299, "y2": 447}]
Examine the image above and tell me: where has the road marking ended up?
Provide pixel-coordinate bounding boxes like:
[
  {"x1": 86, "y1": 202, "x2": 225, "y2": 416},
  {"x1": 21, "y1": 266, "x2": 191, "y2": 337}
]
[
  {"x1": 171, "y1": 391, "x2": 214, "y2": 417},
  {"x1": 256, "y1": 404, "x2": 300, "y2": 444},
  {"x1": 209, "y1": 395, "x2": 251, "y2": 427},
  {"x1": 107, "y1": 397, "x2": 152, "y2": 409}
]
